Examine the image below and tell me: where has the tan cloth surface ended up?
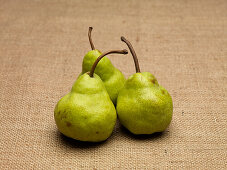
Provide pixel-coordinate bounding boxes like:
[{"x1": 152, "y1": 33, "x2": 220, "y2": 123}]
[{"x1": 0, "y1": 0, "x2": 226, "y2": 169}]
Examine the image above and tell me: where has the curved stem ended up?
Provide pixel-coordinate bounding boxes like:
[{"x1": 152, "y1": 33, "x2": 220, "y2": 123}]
[
  {"x1": 121, "y1": 36, "x2": 141, "y2": 73},
  {"x1": 89, "y1": 49, "x2": 128, "y2": 77},
  {"x1": 88, "y1": 27, "x2": 95, "y2": 50}
]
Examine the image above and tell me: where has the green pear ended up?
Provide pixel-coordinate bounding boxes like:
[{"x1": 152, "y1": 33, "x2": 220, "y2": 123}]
[
  {"x1": 81, "y1": 27, "x2": 126, "y2": 104},
  {"x1": 54, "y1": 49, "x2": 128, "y2": 142},
  {"x1": 117, "y1": 37, "x2": 173, "y2": 135}
]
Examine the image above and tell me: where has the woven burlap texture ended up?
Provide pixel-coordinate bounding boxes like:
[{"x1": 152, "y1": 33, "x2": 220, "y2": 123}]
[{"x1": 0, "y1": 0, "x2": 226, "y2": 169}]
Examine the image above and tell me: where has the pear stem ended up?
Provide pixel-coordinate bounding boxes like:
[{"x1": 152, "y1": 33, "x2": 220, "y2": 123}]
[
  {"x1": 89, "y1": 49, "x2": 128, "y2": 77},
  {"x1": 121, "y1": 36, "x2": 141, "y2": 73},
  {"x1": 88, "y1": 27, "x2": 95, "y2": 50}
]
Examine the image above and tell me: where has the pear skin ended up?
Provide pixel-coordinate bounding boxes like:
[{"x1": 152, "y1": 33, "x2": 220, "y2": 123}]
[{"x1": 117, "y1": 72, "x2": 173, "y2": 134}]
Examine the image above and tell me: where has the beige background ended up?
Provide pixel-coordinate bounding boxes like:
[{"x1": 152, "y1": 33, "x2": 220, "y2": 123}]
[{"x1": 0, "y1": 0, "x2": 226, "y2": 169}]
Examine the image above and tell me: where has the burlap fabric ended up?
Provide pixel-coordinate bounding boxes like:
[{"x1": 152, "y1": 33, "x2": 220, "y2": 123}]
[{"x1": 0, "y1": 0, "x2": 226, "y2": 169}]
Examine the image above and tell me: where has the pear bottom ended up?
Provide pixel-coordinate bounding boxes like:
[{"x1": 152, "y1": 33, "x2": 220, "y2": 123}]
[
  {"x1": 117, "y1": 88, "x2": 173, "y2": 135},
  {"x1": 54, "y1": 93, "x2": 116, "y2": 142}
]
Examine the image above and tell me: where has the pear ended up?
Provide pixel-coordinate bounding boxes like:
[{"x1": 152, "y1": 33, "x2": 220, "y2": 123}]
[
  {"x1": 81, "y1": 27, "x2": 126, "y2": 105},
  {"x1": 54, "y1": 49, "x2": 128, "y2": 142},
  {"x1": 117, "y1": 37, "x2": 173, "y2": 135}
]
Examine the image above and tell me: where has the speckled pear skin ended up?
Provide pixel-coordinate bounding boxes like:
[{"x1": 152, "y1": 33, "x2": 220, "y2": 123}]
[
  {"x1": 81, "y1": 49, "x2": 126, "y2": 105},
  {"x1": 54, "y1": 73, "x2": 116, "y2": 142},
  {"x1": 116, "y1": 72, "x2": 173, "y2": 135}
]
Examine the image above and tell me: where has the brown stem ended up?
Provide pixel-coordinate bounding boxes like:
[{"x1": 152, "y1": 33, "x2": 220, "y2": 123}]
[
  {"x1": 121, "y1": 36, "x2": 141, "y2": 73},
  {"x1": 89, "y1": 49, "x2": 128, "y2": 77},
  {"x1": 88, "y1": 27, "x2": 95, "y2": 50}
]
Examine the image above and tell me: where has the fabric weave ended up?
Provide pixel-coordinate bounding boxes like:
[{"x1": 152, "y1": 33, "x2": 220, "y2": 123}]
[{"x1": 0, "y1": 0, "x2": 226, "y2": 169}]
